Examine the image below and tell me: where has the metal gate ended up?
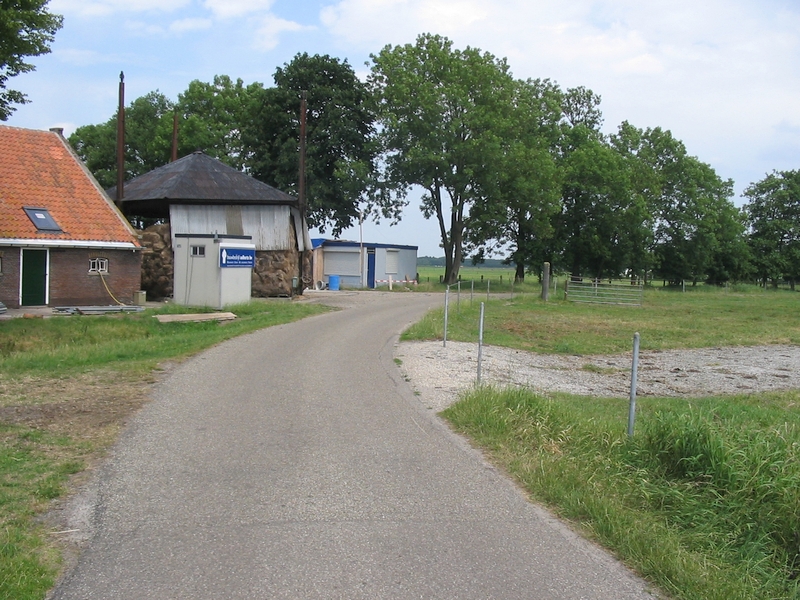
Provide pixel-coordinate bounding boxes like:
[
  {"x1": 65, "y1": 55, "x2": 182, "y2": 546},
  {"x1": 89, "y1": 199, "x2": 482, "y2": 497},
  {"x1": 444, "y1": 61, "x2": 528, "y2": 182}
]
[{"x1": 565, "y1": 278, "x2": 643, "y2": 306}]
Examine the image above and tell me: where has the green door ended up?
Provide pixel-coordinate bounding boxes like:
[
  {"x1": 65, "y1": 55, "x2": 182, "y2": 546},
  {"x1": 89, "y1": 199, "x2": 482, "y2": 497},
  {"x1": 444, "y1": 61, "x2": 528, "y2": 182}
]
[{"x1": 21, "y1": 249, "x2": 47, "y2": 305}]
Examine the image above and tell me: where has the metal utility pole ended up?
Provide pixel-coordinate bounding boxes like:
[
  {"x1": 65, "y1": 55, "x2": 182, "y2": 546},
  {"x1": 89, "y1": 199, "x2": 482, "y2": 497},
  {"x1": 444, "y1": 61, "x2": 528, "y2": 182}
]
[{"x1": 116, "y1": 72, "x2": 125, "y2": 207}]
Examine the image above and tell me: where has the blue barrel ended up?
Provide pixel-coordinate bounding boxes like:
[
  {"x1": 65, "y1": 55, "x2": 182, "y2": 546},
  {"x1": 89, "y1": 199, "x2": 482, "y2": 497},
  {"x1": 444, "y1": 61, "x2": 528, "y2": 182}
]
[{"x1": 328, "y1": 275, "x2": 340, "y2": 291}]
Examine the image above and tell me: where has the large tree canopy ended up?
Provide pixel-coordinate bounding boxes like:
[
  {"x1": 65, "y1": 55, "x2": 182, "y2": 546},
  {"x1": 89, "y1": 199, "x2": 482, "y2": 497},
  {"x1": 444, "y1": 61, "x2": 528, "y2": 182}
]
[
  {"x1": 69, "y1": 76, "x2": 262, "y2": 190},
  {"x1": 369, "y1": 33, "x2": 516, "y2": 284},
  {"x1": 744, "y1": 170, "x2": 800, "y2": 287},
  {"x1": 70, "y1": 91, "x2": 175, "y2": 189},
  {"x1": 64, "y1": 38, "x2": 770, "y2": 287},
  {"x1": 243, "y1": 53, "x2": 381, "y2": 235},
  {"x1": 0, "y1": 0, "x2": 62, "y2": 120},
  {"x1": 465, "y1": 78, "x2": 563, "y2": 281}
]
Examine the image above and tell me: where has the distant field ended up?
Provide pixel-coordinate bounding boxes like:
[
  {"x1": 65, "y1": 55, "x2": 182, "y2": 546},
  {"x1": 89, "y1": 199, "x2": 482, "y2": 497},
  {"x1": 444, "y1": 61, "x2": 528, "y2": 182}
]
[{"x1": 416, "y1": 265, "x2": 518, "y2": 284}]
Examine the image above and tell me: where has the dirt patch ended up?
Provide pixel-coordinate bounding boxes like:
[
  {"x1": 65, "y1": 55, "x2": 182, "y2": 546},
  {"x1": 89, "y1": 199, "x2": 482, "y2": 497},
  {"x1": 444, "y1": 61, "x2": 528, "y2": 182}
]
[
  {"x1": 397, "y1": 341, "x2": 800, "y2": 412},
  {"x1": 0, "y1": 369, "x2": 164, "y2": 445}
]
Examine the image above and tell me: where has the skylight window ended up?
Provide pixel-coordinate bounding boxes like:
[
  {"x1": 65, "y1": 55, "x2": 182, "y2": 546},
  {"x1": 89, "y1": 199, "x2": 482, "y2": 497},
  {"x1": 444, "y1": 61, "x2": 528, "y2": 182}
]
[{"x1": 23, "y1": 207, "x2": 62, "y2": 232}]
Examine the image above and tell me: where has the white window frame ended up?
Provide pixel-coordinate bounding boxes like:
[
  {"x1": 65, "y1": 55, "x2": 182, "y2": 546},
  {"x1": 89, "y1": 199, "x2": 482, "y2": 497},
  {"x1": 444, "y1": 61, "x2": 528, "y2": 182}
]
[
  {"x1": 89, "y1": 257, "x2": 109, "y2": 273},
  {"x1": 191, "y1": 245, "x2": 206, "y2": 257}
]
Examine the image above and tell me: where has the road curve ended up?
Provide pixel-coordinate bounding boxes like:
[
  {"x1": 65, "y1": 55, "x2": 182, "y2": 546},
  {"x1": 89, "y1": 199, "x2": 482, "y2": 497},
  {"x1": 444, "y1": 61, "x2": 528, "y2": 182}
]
[{"x1": 51, "y1": 291, "x2": 657, "y2": 599}]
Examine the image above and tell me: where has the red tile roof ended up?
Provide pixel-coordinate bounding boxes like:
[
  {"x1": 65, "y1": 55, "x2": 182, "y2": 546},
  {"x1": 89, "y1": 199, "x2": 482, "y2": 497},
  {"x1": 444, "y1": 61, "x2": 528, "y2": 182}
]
[{"x1": 0, "y1": 125, "x2": 140, "y2": 247}]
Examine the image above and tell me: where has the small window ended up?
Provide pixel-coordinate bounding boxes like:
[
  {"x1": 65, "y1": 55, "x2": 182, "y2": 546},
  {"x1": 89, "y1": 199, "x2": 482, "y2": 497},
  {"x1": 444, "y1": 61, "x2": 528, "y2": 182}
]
[
  {"x1": 190, "y1": 245, "x2": 206, "y2": 257},
  {"x1": 89, "y1": 258, "x2": 108, "y2": 273},
  {"x1": 23, "y1": 207, "x2": 62, "y2": 232}
]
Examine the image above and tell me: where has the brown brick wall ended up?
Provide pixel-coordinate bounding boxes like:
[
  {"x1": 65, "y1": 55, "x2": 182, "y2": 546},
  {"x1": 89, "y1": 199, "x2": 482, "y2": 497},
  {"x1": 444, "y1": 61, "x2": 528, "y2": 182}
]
[
  {"x1": 0, "y1": 246, "x2": 142, "y2": 308},
  {"x1": 49, "y1": 249, "x2": 142, "y2": 306},
  {"x1": 0, "y1": 247, "x2": 21, "y2": 308}
]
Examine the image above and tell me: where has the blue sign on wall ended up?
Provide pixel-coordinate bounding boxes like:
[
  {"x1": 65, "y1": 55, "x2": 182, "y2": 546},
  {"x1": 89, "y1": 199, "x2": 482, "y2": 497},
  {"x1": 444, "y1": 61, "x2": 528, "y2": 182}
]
[{"x1": 219, "y1": 247, "x2": 255, "y2": 268}]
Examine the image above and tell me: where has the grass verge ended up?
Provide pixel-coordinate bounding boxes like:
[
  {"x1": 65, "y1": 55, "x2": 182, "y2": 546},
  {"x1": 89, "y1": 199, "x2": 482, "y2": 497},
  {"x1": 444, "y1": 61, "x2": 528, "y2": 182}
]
[
  {"x1": 412, "y1": 286, "x2": 800, "y2": 598},
  {"x1": 0, "y1": 299, "x2": 331, "y2": 600},
  {"x1": 443, "y1": 387, "x2": 800, "y2": 599}
]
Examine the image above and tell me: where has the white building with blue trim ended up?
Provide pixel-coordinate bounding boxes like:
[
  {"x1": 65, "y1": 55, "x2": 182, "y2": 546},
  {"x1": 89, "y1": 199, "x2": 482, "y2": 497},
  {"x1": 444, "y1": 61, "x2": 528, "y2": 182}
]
[{"x1": 311, "y1": 239, "x2": 418, "y2": 289}]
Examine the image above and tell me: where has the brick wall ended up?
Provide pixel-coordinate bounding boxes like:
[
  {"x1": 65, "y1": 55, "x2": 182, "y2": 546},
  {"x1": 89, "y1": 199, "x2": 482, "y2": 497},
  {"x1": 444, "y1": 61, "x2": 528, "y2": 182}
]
[
  {"x1": 0, "y1": 246, "x2": 142, "y2": 308},
  {"x1": 49, "y1": 249, "x2": 142, "y2": 306},
  {"x1": 0, "y1": 247, "x2": 21, "y2": 308}
]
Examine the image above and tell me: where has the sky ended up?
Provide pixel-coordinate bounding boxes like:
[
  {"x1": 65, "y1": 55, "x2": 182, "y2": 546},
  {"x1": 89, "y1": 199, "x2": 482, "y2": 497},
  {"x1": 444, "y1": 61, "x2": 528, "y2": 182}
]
[{"x1": 6, "y1": 0, "x2": 800, "y2": 257}]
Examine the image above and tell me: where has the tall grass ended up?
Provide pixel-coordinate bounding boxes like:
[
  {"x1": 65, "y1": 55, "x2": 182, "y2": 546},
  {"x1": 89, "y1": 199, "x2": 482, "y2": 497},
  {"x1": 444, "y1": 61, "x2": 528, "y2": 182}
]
[
  {"x1": 444, "y1": 387, "x2": 800, "y2": 599},
  {"x1": 418, "y1": 284, "x2": 800, "y2": 597}
]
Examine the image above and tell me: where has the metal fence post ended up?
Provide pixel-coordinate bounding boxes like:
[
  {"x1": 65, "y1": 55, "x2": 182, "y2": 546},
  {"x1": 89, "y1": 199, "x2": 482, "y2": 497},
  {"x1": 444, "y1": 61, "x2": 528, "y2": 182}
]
[
  {"x1": 443, "y1": 286, "x2": 449, "y2": 348},
  {"x1": 627, "y1": 332, "x2": 640, "y2": 437},
  {"x1": 477, "y1": 302, "x2": 485, "y2": 384}
]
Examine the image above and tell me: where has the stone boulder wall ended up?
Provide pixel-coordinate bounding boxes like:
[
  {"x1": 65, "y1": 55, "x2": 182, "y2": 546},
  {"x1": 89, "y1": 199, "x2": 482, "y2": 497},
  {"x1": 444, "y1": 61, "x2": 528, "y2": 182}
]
[
  {"x1": 138, "y1": 223, "x2": 174, "y2": 300},
  {"x1": 253, "y1": 250, "x2": 298, "y2": 297}
]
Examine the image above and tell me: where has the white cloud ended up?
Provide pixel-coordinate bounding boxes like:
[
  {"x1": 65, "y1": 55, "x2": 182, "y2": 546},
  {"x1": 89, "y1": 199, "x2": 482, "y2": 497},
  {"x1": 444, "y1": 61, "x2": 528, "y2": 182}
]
[
  {"x1": 203, "y1": 0, "x2": 275, "y2": 18},
  {"x1": 170, "y1": 17, "x2": 213, "y2": 33},
  {"x1": 124, "y1": 20, "x2": 167, "y2": 36},
  {"x1": 50, "y1": 0, "x2": 190, "y2": 17},
  {"x1": 254, "y1": 14, "x2": 313, "y2": 51},
  {"x1": 56, "y1": 48, "x2": 118, "y2": 66},
  {"x1": 416, "y1": 0, "x2": 489, "y2": 31}
]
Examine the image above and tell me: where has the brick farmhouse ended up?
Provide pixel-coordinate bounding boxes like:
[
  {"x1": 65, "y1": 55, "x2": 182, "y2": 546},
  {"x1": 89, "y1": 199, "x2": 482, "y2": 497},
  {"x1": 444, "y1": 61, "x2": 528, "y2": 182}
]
[{"x1": 0, "y1": 125, "x2": 142, "y2": 308}]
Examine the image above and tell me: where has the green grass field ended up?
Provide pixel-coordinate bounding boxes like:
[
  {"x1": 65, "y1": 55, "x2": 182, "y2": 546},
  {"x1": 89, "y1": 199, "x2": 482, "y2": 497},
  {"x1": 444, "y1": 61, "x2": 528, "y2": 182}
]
[{"x1": 403, "y1": 281, "x2": 800, "y2": 352}]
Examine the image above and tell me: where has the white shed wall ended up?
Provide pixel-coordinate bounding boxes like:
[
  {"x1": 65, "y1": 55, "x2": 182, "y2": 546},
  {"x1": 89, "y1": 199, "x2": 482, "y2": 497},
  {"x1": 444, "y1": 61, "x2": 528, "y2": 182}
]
[{"x1": 170, "y1": 205, "x2": 295, "y2": 251}]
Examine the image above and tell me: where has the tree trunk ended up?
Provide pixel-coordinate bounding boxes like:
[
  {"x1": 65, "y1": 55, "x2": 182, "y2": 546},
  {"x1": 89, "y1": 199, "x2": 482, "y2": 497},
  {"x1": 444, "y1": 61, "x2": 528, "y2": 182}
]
[
  {"x1": 515, "y1": 262, "x2": 525, "y2": 283},
  {"x1": 444, "y1": 193, "x2": 465, "y2": 285}
]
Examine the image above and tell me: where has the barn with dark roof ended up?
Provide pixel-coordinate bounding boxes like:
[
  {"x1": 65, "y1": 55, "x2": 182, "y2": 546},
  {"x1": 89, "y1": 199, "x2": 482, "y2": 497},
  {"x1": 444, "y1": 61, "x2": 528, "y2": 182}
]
[{"x1": 113, "y1": 151, "x2": 310, "y2": 299}]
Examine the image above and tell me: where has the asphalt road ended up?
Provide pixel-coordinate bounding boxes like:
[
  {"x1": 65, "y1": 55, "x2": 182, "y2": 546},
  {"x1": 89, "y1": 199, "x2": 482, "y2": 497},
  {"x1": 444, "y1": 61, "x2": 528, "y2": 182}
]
[{"x1": 51, "y1": 291, "x2": 657, "y2": 599}]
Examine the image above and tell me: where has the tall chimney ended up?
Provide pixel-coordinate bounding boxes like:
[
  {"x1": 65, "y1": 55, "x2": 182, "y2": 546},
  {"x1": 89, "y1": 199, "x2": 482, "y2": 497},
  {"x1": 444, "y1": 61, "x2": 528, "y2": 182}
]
[
  {"x1": 116, "y1": 71, "x2": 125, "y2": 207},
  {"x1": 298, "y1": 91, "x2": 307, "y2": 218},
  {"x1": 171, "y1": 111, "x2": 178, "y2": 162}
]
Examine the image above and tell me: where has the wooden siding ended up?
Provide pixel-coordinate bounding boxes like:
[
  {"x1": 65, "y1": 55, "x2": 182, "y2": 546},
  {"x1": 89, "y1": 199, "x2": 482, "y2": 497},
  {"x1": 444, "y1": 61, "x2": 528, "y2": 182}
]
[{"x1": 170, "y1": 205, "x2": 294, "y2": 251}]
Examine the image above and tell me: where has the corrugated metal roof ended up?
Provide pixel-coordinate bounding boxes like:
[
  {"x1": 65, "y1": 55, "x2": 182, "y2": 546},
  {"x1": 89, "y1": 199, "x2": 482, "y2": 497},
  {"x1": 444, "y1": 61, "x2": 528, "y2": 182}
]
[
  {"x1": 113, "y1": 151, "x2": 297, "y2": 217},
  {"x1": 0, "y1": 125, "x2": 140, "y2": 247}
]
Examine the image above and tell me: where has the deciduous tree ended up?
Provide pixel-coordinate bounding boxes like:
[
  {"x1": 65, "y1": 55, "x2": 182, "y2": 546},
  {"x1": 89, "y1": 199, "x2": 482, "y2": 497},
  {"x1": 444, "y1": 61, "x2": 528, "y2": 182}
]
[
  {"x1": 69, "y1": 91, "x2": 175, "y2": 189},
  {"x1": 369, "y1": 34, "x2": 516, "y2": 284},
  {"x1": 466, "y1": 78, "x2": 563, "y2": 281},
  {"x1": 0, "y1": 0, "x2": 62, "y2": 119},
  {"x1": 243, "y1": 53, "x2": 381, "y2": 235},
  {"x1": 744, "y1": 170, "x2": 800, "y2": 287}
]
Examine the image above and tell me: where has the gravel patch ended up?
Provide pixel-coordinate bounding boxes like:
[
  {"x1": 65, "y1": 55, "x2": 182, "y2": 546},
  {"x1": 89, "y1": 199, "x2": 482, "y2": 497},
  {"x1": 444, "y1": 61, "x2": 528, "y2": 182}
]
[{"x1": 396, "y1": 341, "x2": 800, "y2": 412}]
